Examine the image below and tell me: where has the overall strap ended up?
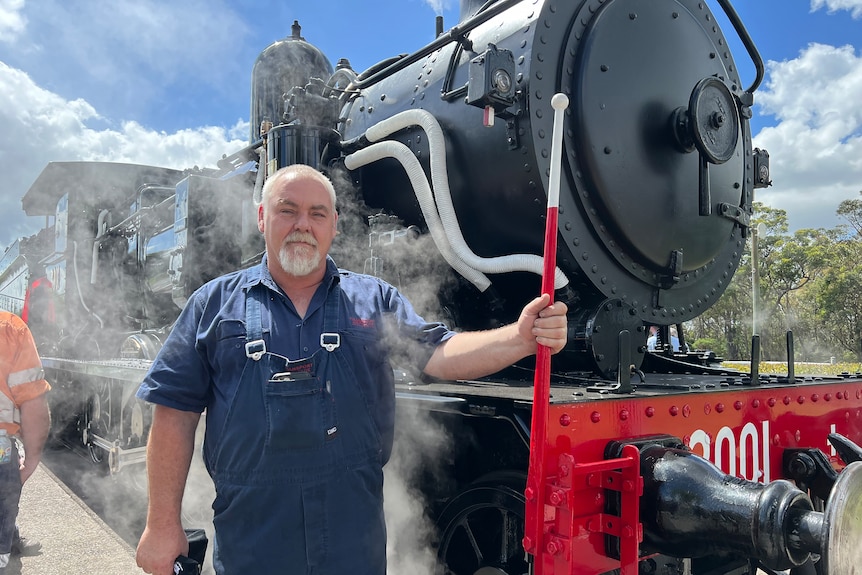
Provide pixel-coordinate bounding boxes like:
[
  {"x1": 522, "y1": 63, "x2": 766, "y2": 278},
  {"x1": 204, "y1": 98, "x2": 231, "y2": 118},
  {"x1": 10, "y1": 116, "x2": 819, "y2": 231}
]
[
  {"x1": 244, "y1": 266, "x2": 267, "y2": 361},
  {"x1": 320, "y1": 279, "x2": 341, "y2": 352}
]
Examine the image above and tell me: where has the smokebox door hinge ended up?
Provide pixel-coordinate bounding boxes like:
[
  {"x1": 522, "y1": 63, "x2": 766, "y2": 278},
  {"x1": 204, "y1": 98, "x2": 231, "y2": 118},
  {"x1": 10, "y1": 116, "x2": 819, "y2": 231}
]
[{"x1": 718, "y1": 203, "x2": 750, "y2": 227}]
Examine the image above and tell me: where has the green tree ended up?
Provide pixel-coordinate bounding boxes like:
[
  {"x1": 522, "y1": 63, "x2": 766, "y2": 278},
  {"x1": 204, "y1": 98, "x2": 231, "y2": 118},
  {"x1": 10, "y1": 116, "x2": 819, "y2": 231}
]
[
  {"x1": 759, "y1": 226, "x2": 833, "y2": 358},
  {"x1": 811, "y1": 194, "x2": 862, "y2": 361},
  {"x1": 837, "y1": 191, "x2": 862, "y2": 237},
  {"x1": 690, "y1": 203, "x2": 833, "y2": 360}
]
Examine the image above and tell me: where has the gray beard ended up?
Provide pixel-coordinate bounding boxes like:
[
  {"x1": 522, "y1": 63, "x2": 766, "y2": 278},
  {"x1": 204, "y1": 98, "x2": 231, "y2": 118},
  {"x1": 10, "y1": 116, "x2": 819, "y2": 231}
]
[{"x1": 278, "y1": 244, "x2": 322, "y2": 277}]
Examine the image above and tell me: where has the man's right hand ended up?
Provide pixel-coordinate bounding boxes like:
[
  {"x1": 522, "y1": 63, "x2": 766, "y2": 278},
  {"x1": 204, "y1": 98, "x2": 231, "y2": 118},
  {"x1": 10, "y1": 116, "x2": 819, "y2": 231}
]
[
  {"x1": 136, "y1": 522, "x2": 189, "y2": 575},
  {"x1": 137, "y1": 406, "x2": 199, "y2": 573}
]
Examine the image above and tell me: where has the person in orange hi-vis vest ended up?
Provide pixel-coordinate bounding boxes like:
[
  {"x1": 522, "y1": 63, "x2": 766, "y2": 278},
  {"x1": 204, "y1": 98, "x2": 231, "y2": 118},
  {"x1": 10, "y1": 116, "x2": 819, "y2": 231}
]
[{"x1": 0, "y1": 312, "x2": 51, "y2": 573}]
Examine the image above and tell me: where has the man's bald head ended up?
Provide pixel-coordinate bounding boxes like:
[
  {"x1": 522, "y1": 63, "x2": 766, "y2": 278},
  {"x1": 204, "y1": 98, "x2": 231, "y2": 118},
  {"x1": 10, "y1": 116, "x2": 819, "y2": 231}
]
[{"x1": 261, "y1": 165, "x2": 337, "y2": 211}]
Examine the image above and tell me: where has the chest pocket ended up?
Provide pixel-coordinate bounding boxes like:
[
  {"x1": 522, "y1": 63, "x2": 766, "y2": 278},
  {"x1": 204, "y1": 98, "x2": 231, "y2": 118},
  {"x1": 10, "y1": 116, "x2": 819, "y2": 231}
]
[
  {"x1": 213, "y1": 320, "x2": 249, "y2": 376},
  {"x1": 265, "y1": 365, "x2": 338, "y2": 452}
]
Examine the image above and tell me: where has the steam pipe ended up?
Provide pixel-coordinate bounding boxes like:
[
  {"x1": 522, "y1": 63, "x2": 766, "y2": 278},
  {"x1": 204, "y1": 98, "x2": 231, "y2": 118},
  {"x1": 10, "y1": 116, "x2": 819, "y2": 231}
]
[
  {"x1": 72, "y1": 241, "x2": 104, "y2": 329},
  {"x1": 217, "y1": 138, "x2": 264, "y2": 172},
  {"x1": 252, "y1": 120, "x2": 273, "y2": 205},
  {"x1": 349, "y1": 0, "x2": 521, "y2": 90},
  {"x1": 252, "y1": 160, "x2": 266, "y2": 205},
  {"x1": 361, "y1": 109, "x2": 569, "y2": 290},
  {"x1": 344, "y1": 142, "x2": 491, "y2": 291},
  {"x1": 105, "y1": 193, "x2": 175, "y2": 237},
  {"x1": 90, "y1": 209, "x2": 111, "y2": 285}
]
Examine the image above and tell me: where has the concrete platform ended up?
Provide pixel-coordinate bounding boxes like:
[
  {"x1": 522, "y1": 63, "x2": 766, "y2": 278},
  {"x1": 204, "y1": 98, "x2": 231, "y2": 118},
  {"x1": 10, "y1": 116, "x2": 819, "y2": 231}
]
[{"x1": 7, "y1": 463, "x2": 141, "y2": 575}]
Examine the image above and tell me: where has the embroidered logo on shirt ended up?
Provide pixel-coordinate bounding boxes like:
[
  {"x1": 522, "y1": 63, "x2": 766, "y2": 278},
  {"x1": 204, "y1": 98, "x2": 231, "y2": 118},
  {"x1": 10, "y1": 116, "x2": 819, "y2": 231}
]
[
  {"x1": 350, "y1": 317, "x2": 375, "y2": 328},
  {"x1": 287, "y1": 362, "x2": 313, "y2": 373}
]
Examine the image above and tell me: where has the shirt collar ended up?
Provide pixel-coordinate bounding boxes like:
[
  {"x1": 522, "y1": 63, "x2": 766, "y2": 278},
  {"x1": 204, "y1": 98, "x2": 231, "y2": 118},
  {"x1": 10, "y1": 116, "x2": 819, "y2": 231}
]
[{"x1": 243, "y1": 253, "x2": 340, "y2": 292}]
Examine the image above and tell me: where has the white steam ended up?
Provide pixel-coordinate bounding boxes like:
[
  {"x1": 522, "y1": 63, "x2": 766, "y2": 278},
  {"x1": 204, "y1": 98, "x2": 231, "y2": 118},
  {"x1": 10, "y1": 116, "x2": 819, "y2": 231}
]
[
  {"x1": 385, "y1": 403, "x2": 452, "y2": 575},
  {"x1": 421, "y1": 0, "x2": 453, "y2": 16}
]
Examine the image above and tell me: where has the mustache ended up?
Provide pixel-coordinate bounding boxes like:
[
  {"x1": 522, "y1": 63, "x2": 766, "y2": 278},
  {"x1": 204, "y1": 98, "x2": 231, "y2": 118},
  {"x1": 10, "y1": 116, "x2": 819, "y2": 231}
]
[{"x1": 283, "y1": 232, "x2": 318, "y2": 247}]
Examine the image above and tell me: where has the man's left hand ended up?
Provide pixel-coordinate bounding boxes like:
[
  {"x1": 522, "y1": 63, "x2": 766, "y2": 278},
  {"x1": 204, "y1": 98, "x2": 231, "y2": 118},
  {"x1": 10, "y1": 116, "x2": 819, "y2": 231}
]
[{"x1": 518, "y1": 294, "x2": 568, "y2": 354}]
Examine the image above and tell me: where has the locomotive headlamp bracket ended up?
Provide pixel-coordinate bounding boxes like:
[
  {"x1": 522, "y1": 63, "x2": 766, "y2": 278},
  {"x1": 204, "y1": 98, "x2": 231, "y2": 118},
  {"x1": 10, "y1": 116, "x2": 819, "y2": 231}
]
[{"x1": 466, "y1": 43, "x2": 516, "y2": 111}]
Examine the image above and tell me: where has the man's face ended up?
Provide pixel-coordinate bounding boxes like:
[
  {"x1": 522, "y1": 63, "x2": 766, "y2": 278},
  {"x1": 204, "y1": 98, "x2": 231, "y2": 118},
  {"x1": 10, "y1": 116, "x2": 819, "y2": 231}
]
[{"x1": 258, "y1": 174, "x2": 338, "y2": 278}]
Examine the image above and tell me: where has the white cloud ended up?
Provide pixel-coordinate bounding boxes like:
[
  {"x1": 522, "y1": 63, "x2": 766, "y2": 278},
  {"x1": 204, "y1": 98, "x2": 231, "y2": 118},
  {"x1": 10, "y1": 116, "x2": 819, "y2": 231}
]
[
  {"x1": 76, "y1": 119, "x2": 249, "y2": 168},
  {"x1": 810, "y1": 0, "x2": 862, "y2": 18},
  {"x1": 2, "y1": 0, "x2": 252, "y2": 129},
  {"x1": 753, "y1": 43, "x2": 862, "y2": 231},
  {"x1": 0, "y1": 0, "x2": 25, "y2": 42},
  {"x1": 0, "y1": 61, "x2": 247, "y2": 248}
]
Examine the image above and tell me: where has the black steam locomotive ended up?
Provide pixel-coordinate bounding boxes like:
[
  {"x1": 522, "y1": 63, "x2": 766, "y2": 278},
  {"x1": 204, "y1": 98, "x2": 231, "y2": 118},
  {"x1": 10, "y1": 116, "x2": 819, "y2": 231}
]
[{"x1": 2, "y1": 1, "x2": 860, "y2": 574}]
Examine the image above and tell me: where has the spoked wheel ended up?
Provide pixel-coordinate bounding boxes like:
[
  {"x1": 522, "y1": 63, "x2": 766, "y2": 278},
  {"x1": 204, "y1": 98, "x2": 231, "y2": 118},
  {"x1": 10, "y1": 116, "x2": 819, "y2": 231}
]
[
  {"x1": 82, "y1": 393, "x2": 107, "y2": 464},
  {"x1": 79, "y1": 380, "x2": 111, "y2": 466},
  {"x1": 436, "y1": 473, "x2": 529, "y2": 575}
]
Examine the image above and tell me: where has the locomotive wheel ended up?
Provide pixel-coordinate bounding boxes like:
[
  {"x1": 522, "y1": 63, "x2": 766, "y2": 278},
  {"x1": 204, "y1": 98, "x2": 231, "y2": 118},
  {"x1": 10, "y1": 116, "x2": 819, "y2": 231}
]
[
  {"x1": 78, "y1": 379, "x2": 111, "y2": 466},
  {"x1": 436, "y1": 473, "x2": 528, "y2": 575},
  {"x1": 82, "y1": 393, "x2": 107, "y2": 464}
]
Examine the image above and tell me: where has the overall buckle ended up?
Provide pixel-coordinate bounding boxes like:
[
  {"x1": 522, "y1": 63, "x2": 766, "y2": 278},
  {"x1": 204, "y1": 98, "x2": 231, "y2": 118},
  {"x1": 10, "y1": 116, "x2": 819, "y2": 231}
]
[
  {"x1": 245, "y1": 339, "x2": 266, "y2": 361},
  {"x1": 320, "y1": 333, "x2": 341, "y2": 352}
]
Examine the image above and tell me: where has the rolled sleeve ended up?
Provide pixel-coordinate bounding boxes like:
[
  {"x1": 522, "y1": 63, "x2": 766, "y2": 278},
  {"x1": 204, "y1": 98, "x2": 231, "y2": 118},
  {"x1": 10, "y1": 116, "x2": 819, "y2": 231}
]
[{"x1": 380, "y1": 282, "x2": 457, "y2": 368}]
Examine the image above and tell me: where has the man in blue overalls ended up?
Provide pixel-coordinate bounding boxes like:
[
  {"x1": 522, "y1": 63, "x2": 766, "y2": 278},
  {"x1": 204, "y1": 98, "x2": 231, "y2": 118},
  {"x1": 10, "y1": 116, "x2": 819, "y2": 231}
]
[{"x1": 135, "y1": 164, "x2": 568, "y2": 575}]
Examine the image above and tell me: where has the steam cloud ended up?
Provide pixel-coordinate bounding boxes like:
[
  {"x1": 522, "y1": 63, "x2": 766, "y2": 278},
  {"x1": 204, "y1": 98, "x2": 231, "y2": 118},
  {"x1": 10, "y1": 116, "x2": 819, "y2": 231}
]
[
  {"x1": 422, "y1": 0, "x2": 453, "y2": 16},
  {"x1": 385, "y1": 404, "x2": 452, "y2": 575},
  {"x1": 333, "y1": 166, "x2": 459, "y2": 574}
]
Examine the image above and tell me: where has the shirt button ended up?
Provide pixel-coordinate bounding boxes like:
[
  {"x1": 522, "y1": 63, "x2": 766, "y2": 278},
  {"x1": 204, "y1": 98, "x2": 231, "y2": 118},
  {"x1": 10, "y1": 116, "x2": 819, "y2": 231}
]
[{"x1": 303, "y1": 347, "x2": 309, "y2": 352}]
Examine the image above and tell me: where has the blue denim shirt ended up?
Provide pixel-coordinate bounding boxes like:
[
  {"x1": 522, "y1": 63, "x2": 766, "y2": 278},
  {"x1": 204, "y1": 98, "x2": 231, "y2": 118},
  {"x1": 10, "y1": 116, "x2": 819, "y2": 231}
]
[{"x1": 136, "y1": 255, "x2": 455, "y2": 462}]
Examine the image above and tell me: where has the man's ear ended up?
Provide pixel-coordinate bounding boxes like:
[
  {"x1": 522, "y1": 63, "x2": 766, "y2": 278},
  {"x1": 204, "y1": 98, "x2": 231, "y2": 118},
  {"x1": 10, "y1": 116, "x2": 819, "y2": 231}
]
[{"x1": 257, "y1": 203, "x2": 265, "y2": 233}]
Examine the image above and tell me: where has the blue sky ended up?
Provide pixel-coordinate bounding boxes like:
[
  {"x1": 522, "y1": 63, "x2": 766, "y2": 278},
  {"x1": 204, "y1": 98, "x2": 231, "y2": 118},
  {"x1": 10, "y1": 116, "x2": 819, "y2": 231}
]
[{"x1": 0, "y1": 0, "x2": 860, "y2": 250}]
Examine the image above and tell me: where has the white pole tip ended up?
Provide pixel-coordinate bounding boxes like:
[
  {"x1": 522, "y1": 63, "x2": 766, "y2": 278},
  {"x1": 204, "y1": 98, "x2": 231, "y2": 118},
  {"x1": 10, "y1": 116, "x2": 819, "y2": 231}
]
[{"x1": 551, "y1": 93, "x2": 569, "y2": 110}]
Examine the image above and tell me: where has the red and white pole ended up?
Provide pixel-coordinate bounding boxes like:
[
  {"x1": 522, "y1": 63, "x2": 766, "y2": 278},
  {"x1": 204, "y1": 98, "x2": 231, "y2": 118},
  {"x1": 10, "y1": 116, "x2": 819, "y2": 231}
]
[{"x1": 524, "y1": 92, "x2": 569, "y2": 572}]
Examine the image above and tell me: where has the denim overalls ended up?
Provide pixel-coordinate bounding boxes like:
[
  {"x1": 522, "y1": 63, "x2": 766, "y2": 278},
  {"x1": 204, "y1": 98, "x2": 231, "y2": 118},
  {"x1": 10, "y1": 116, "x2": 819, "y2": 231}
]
[{"x1": 206, "y1": 275, "x2": 387, "y2": 574}]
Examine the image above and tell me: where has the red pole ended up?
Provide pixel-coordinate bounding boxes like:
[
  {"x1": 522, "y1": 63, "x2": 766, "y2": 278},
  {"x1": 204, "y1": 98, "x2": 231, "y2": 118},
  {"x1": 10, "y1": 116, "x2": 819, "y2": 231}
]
[{"x1": 524, "y1": 93, "x2": 568, "y2": 574}]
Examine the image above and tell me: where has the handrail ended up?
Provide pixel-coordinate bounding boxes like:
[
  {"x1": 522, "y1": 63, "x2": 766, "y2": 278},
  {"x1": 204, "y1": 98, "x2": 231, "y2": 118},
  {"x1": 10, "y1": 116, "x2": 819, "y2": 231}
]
[{"x1": 716, "y1": 0, "x2": 765, "y2": 96}]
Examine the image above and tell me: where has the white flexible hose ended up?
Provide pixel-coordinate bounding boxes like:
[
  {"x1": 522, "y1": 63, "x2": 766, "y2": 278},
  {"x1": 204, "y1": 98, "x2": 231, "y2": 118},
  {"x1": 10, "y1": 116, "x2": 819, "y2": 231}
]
[
  {"x1": 344, "y1": 142, "x2": 491, "y2": 291},
  {"x1": 363, "y1": 109, "x2": 569, "y2": 289}
]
